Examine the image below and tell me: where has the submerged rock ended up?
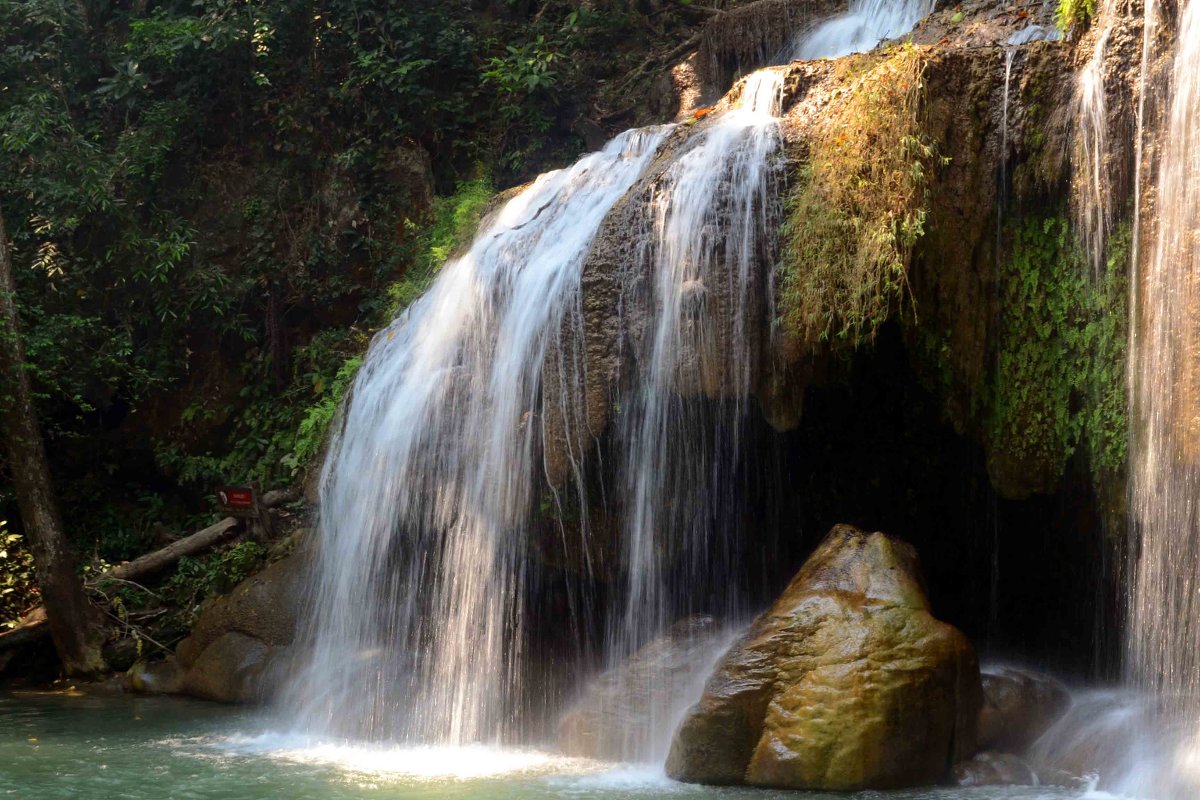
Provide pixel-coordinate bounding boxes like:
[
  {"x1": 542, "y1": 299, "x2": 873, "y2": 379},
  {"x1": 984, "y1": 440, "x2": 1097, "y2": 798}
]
[
  {"x1": 666, "y1": 524, "x2": 980, "y2": 790},
  {"x1": 558, "y1": 615, "x2": 731, "y2": 761},
  {"x1": 978, "y1": 666, "x2": 1071, "y2": 752},
  {"x1": 954, "y1": 751, "x2": 1039, "y2": 786}
]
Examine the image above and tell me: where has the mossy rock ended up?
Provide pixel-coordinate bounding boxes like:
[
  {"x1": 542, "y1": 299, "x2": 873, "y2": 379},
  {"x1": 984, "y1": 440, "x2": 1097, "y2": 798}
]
[
  {"x1": 174, "y1": 552, "x2": 307, "y2": 703},
  {"x1": 666, "y1": 524, "x2": 981, "y2": 789}
]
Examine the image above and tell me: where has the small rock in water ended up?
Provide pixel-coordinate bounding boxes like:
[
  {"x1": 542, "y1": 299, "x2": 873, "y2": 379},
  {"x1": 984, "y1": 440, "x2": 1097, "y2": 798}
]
[
  {"x1": 954, "y1": 751, "x2": 1038, "y2": 786},
  {"x1": 125, "y1": 658, "x2": 183, "y2": 695}
]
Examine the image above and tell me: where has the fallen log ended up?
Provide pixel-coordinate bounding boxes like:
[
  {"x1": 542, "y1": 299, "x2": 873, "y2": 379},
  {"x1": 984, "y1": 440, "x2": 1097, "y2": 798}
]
[
  {"x1": 0, "y1": 606, "x2": 48, "y2": 652},
  {"x1": 103, "y1": 517, "x2": 239, "y2": 583},
  {"x1": 0, "y1": 516, "x2": 241, "y2": 655}
]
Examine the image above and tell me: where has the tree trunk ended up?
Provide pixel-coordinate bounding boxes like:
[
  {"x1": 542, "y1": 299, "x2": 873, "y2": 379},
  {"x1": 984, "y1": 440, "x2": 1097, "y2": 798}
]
[{"x1": 0, "y1": 202, "x2": 107, "y2": 677}]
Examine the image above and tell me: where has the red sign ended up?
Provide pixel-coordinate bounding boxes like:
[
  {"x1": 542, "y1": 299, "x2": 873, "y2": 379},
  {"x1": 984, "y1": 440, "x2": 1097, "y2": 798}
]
[{"x1": 217, "y1": 486, "x2": 256, "y2": 513}]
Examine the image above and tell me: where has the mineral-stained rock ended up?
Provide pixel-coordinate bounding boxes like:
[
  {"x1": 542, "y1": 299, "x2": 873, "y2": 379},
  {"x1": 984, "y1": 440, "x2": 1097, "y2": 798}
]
[
  {"x1": 666, "y1": 524, "x2": 981, "y2": 790},
  {"x1": 693, "y1": 0, "x2": 843, "y2": 100},
  {"x1": 978, "y1": 666, "x2": 1071, "y2": 752}
]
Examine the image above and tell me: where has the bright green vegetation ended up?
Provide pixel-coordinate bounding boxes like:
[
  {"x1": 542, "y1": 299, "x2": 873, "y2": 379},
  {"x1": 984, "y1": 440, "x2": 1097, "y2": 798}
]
[
  {"x1": 1055, "y1": 0, "x2": 1097, "y2": 34},
  {"x1": 154, "y1": 330, "x2": 368, "y2": 494},
  {"x1": 0, "y1": 519, "x2": 37, "y2": 628},
  {"x1": 983, "y1": 215, "x2": 1128, "y2": 492},
  {"x1": 388, "y1": 174, "x2": 495, "y2": 316},
  {"x1": 780, "y1": 45, "x2": 944, "y2": 348}
]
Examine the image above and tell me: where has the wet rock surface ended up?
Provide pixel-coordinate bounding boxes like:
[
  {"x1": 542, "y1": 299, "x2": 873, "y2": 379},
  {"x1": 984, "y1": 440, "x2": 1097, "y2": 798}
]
[
  {"x1": 558, "y1": 615, "x2": 731, "y2": 760},
  {"x1": 978, "y1": 666, "x2": 1072, "y2": 752},
  {"x1": 666, "y1": 524, "x2": 981, "y2": 790}
]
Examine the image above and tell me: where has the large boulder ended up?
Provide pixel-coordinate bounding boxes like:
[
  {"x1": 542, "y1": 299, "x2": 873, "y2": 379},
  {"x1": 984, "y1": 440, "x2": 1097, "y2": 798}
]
[
  {"x1": 558, "y1": 615, "x2": 730, "y2": 761},
  {"x1": 170, "y1": 552, "x2": 306, "y2": 703},
  {"x1": 978, "y1": 666, "x2": 1071, "y2": 752},
  {"x1": 666, "y1": 524, "x2": 981, "y2": 790}
]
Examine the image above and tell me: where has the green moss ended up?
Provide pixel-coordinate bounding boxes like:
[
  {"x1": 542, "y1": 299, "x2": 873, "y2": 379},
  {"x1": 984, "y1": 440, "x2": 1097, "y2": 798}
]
[
  {"x1": 779, "y1": 45, "x2": 944, "y2": 348},
  {"x1": 983, "y1": 215, "x2": 1127, "y2": 492},
  {"x1": 284, "y1": 353, "x2": 364, "y2": 474},
  {"x1": 1082, "y1": 223, "x2": 1130, "y2": 484}
]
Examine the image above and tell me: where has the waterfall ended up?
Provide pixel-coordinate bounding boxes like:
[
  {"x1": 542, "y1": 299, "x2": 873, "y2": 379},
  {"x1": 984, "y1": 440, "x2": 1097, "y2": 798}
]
[
  {"x1": 286, "y1": 127, "x2": 668, "y2": 743},
  {"x1": 287, "y1": 68, "x2": 787, "y2": 748},
  {"x1": 1127, "y1": 0, "x2": 1200, "y2": 795},
  {"x1": 998, "y1": 44, "x2": 1015, "y2": 254},
  {"x1": 791, "y1": 0, "x2": 933, "y2": 60},
  {"x1": 606, "y1": 69, "x2": 785, "y2": 759},
  {"x1": 286, "y1": 0, "x2": 938, "y2": 758}
]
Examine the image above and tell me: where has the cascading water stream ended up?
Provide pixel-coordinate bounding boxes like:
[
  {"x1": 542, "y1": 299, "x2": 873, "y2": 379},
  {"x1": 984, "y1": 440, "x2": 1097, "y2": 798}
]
[
  {"x1": 287, "y1": 69, "x2": 787, "y2": 750},
  {"x1": 286, "y1": 127, "x2": 668, "y2": 744},
  {"x1": 1127, "y1": 0, "x2": 1200, "y2": 795},
  {"x1": 791, "y1": 0, "x2": 933, "y2": 60},
  {"x1": 617, "y1": 69, "x2": 783, "y2": 647}
]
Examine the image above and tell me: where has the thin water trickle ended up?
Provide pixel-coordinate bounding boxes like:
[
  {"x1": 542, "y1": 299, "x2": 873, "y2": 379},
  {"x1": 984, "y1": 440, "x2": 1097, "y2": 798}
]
[
  {"x1": 1127, "y1": 0, "x2": 1200, "y2": 796},
  {"x1": 1076, "y1": 0, "x2": 1117, "y2": 278},
  {"x1": 1131, "y1": 0, "x2": 1159, "y2": 273},
  {"x1": 998, "y1": 46, "x2": 1015, "y2": 251}
]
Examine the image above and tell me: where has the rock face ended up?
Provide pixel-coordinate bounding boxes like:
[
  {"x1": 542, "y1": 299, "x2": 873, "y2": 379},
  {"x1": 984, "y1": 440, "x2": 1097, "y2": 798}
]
[
  {"x1": 693, "y1": 0, "x2": 842, "y2": 100},
  {"x1": 978, "y1": 667, "x2": 1071, "y2": 752},
  {"x1": 169, "y1": 552, "x2": 306, "y2": 703},
  {"x1": 558, "y1": 615, "x2": 731, "y2": 760},
  {"x1": 666, "y1": 524, "x2": 981, "y2": 790}
]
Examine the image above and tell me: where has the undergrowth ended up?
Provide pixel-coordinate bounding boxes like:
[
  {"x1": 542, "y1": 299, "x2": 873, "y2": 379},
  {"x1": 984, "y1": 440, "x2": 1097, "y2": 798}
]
[
  {"x1": 387, "y1": 173, "x2": 494, "y2": 316},
  {"x1": 0, "y1": 519, "x2": 38, "y2": 628},
  {"x1": 780, "y1": 44, "x2": 945, "y2": 348}
]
